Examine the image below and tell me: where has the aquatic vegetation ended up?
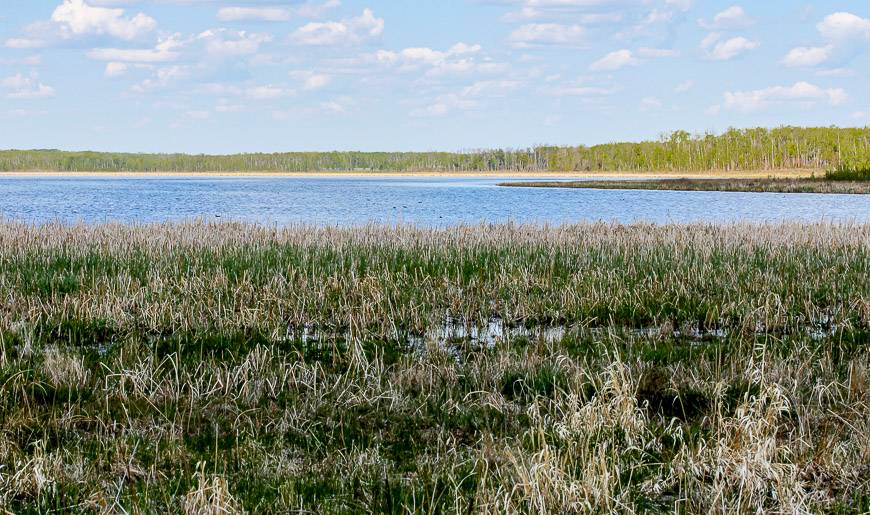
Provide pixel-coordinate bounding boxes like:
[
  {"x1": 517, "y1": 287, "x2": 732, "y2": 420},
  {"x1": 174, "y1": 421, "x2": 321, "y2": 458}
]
[
  {"x1": 0, "y1": 221, "x2": 867, "y2": 513},
  {"x1": 826, "y1": 161, "x2": 870, "y2": 181},
  {"x1": 499, "y1": 178, "x2": 870, "y2": 194},
  {"x1": 2, "y1": 126, "x2": 869, "y2": 173}
]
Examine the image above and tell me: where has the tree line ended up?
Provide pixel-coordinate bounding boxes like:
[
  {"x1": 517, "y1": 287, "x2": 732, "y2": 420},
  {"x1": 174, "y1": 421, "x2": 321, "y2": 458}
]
[{"x1": 2, "y1": 126, "x2": 868, "y2": 173}]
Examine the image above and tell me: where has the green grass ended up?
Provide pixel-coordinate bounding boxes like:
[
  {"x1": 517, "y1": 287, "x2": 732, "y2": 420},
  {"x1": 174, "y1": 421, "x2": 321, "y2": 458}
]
[{"x1": 0, "y1": 222, "x2": 867, "y2": 513}]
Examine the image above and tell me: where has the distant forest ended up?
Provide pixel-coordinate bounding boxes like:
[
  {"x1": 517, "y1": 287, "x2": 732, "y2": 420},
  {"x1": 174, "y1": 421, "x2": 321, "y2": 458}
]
[{"x1": 2, "y1": 126, "x2": 868, "y2": 173}]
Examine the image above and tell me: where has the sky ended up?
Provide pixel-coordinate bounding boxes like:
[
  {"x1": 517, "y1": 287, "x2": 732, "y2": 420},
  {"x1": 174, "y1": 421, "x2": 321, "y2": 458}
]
[{"x1": 0, "y1": 1, "x2": 868, "y2": 153}]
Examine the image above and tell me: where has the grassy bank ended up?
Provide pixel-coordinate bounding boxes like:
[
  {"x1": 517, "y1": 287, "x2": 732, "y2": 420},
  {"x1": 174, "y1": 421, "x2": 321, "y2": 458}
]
[
  {"x1": 0, "y1": 222, "x2": 868, "y2": 512},
  {"x1": 499, "y1": 177, "x2": 870, "y2": 194}
]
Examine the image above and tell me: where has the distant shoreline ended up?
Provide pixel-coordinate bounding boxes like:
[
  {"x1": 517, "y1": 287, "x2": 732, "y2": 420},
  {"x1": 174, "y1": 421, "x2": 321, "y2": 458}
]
[
  {"x1": 0, "y1": 169, "x2": 820, "y2": 179},
  {"x1": 499, "y1": 177, "x2": 870, "y2": 194}
]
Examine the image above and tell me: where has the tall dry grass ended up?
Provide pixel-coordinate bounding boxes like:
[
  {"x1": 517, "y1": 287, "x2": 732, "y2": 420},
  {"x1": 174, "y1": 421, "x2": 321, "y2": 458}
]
[{"x1": 0, "y1": 221, "x2": 866, "y2": 512}]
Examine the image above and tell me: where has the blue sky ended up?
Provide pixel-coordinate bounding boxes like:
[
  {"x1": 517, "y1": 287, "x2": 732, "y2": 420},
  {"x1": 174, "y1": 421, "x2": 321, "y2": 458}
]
[{"x1": 1, "y1": 0, "x2": 868, "y2": 153}]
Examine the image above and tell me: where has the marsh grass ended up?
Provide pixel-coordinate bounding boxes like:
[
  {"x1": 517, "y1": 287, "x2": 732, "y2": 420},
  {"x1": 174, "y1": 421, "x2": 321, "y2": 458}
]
[
  {"x1": 0, "y1": 222, "x2": 867, "y2": 513},
  {"x1": 826, "y1": 164, "x2": 870, "y2": 182},
  {"x1": 499, "y1": 178, "x2": 870, "y2": 194}
]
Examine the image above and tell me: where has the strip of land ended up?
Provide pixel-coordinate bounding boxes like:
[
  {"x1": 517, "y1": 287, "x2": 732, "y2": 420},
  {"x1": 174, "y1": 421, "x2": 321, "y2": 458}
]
[
  {"x1": 0, "y1": 168, "x2": 820, "y2": 179},
  {"x1": 500, "y1": 177, "x2": 870, "y2": 194},
  {"x1": 0, "y1": 221, "x2": 867, "y2": 513}
]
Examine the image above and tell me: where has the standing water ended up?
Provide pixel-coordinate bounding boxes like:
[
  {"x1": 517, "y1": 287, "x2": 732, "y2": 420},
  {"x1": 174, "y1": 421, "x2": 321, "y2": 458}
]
[{"x1": 1, "y1": 175, "x2": 868, "y2": 225}]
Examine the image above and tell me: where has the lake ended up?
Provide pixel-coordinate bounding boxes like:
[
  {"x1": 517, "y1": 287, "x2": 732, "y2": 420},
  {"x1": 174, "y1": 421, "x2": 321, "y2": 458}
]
[{"x1": 1, "y1": 175, "x2": 868, "y2": 225}]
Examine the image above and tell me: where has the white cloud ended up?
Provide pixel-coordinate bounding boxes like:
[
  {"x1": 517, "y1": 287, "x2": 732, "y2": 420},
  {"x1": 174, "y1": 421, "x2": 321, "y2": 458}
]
[
  {"x1": 700, "y1": 32, "x2": 720, "y2": 49},
  {"x1": 5, "y1": 38, "x2": 48, "y2": 49},
  {"x1": 0, "y1": 55, "x2": 42, "y2": 66},
  {"x1": 374, "y1": 42, "x2": 489, "y2": 76},
  {"x1": 509, "y1": 24, "x2": 585, "y2": 47},
  {"x1": 50, "y1": 0, "x2": 156, "y2": 40},
  {"x1": 197, "y1": 29, "x2": 272, "y2": 57},
  {"x1": 320, "y1": 96, "x2": 353, "y2": 114},
  {"x1": 291, "y1": 8, "x2": 383, "y2": 45},
  {"x1": 291, "y1": 71, "x2": 332, "y2": 90},
  {"x1": 461, "y1": 80, "x2": 520, "y2": 98},
  {"x1": 723, "y1": 81, "x2": 847, "y2": 112},
  {"x1": 699, "y1": 5, "x2": 754, "y2": 30},
  {"x1": 412, "y1": 79, "x2": 520, "y2": 118},
  {"x1": 782, "y1": 45, "x2": 833, "y2": 67},
  {"x1": 704, "y1": 36, "x2": 758, "y2": 60},
  {"x1": 88, "y1": 33, "x2": 184, "y2": 62},
  {"x1": 1, "y1": 73, "x2": 56, "y2": 99},
  {"x1": 246, "y1": 85, "x2": 294, "y2": 100},
  {"x1": 130, "y1": 65, "x2": 187, "y2": 93},
  {"x1": 590, "y1": 49, "x2": 636, "y2": 71},
  {"x1": 104, "y1": 61, "x2": 128, "y2": 77},
  {"x1": 217, "y1": 7, "x2": 292, "y2": 23},
  {"x1": 817, "y1": 12, "x2": 870, "y2": 40}
]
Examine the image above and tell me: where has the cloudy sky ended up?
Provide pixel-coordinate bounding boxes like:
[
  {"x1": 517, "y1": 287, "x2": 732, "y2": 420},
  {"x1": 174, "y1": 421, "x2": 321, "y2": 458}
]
[{"x1": 1, "y1": 0, "x2": 868, "y2": 153}]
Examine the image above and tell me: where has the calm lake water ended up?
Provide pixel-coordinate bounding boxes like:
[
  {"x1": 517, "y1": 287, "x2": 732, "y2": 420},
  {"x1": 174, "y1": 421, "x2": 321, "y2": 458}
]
[{"x1": 1, "y1": 175, "x2": 868, "y2": 225}]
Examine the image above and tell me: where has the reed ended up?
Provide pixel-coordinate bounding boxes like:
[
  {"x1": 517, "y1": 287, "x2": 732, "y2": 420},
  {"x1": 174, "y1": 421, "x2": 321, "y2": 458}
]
[
  {"x1": 0, "y1": 221, "x2": 867, "y2": 513},
  {"x1": 499, "y1": 178, "x2": 870, "y2": 194}
]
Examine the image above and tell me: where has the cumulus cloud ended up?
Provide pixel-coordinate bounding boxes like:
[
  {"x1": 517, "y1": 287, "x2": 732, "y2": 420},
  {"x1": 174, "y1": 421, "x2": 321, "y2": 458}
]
[
  {"x1": 782, "y1": 45, "x2": 833, "y2": 67},
  {"x1": 509, "y1": 24, "x2": 585, "y2": 47},
  {"x1": 461, "y1": 80, "x2": 520, "y2": 98},
  {"x1": 88, "y1": 33, "x2": 185, "y2": 62},
  {"x1": 320, "y1": 96, "x2": 353, "y2": 114},
  {"x1": 246, "y1": 85, "x2": 294, "y2": 100},
  {"x1": 699, "y1": 5, "x2": 754, "y2": 30},
  {"x1": 5, "y1": 38, "x2": 48, "y2": 49},
  {"x1": 374, "y1": 43, "x2": 490, "y2": 76},
  {"x1": 291, "y1": 8, "x2": 383, "y2": 45},
  {"x1": 817, "y1": 12, "x2": 870, "y2": 40},
  {"x1": 589, "y1": 49, "x2": 636, "y2": 70},
  {"x1": 722, "y1": 81, "x2": 847, "y2": 112},
  {"x1": 197, "y1": 29, "x2": 272, "y2": 57},
  {"x1": 104, "y1": 61, "x2": 128, "y2": 77},
  {"x1": 701, "y1": 34, "x2": 758, "y2": 60},
  {"x1": 412, "y1": 79, "x2": 520, "y2": 117},
  {"x1": 130, "y1": 65, "x2": 188, "y2": 93},
  {"x1": 50, "y1": 0, "x2": 156, "y2": 40},
  {"x1": 2, "y1": 73, "x2": 56, "y2": 99},
  {"x1": 290, "y1": 71, "x2": 332, "y2": 90},
  {"x1": 5, "y1": 0, "x2": 156, "y2": 49}
]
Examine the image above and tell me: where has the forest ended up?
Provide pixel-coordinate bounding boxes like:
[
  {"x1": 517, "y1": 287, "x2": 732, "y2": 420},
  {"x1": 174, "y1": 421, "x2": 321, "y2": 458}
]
[{"x1": 1, "y1": 126, "x2": 868, "y2": 173}]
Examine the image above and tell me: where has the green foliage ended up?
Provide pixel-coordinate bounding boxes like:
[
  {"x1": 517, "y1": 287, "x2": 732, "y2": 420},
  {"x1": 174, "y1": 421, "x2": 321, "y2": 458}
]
[
  {"x1": 2, "y1": 126, "x2": 869, "y2": 172},
  {"x1": 826, "y1": 159, "x2": 870, "y2": 181}
]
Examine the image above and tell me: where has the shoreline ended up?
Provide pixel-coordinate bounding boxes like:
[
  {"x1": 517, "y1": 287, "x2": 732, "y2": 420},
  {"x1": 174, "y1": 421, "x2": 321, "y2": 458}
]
[
  {"x1": 0, "y1": 168, "x2": 820, "y2": 179},
  {"x1": 499, "y1": 177, "x2": 870, "y2": 195}
]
